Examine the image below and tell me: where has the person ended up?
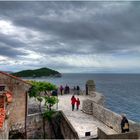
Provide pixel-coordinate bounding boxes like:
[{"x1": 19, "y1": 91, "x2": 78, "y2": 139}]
[
  {"x1": 76, "y1": 98, "x2": 80, "y2": 110},
  {"x1": 76, "y1": 85, "x2": 80, "y2": 95},
  {"x1": 60, "y1": 85, "x2": 63, "y2": 95},
  {"x1": 73, "y1": 86, "x2": 76, "y2": 95},
  {"x1": 67, "y1": 85, "x2": 70, "y2": 94},
  {"x1": 64, "y1": 84, "x2": 68, "y2": 94},
  {"x1": 121, "y1": 114, "x2": 129, "y2": 133},
  {"x1": 64, "y1": 84, "x2": 70, "y2": 94},
  {"x1": 71, "y1": 95, "x2": 76, "y2": 111},
  {"x1": 51, "y1": 89, "x2": 58, "y2": 96}
]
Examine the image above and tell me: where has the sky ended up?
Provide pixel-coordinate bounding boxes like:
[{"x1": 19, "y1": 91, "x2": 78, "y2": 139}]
[{"x1": 0, "y1": 1, "x2": 140, "y2": 73}]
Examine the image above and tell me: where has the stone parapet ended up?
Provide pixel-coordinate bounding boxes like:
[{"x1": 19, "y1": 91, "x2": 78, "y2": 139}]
[
  {"x1": 82, "y1": 91, "x2": 105, "y2": 115},
  {"x1": 82, "y1": 91, "x2": 140, "y2": 134},
  {"x1": 60, "y1": 111, "x2": 79, "y2": 139},
  {"x1": 98, "y1": 128, "x2": 140, "y2": 139},
  {"x1": 26, "y1": 111, "x2": 79, "y2": 139},
  {"x1": 0, "y1": 120, "x2": 9, "y2": 139},
  {"x1": 86, "y1": 80, "x2": 96, "y2": 95},
  {"x1": 82, "y1": 99, "x2": 93, "y2": 115},
  {"x1": 92, "y1": 101, "x2": 140, "y2": 133}
]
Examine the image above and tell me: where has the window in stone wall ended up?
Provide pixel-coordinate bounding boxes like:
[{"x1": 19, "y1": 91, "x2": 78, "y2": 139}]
[
  {"x1": 0, "y1": 85, "x2": 5, "y2": 91},
  {"x1": 0, "y1": 96, "x2": 4, "y2": 108}
]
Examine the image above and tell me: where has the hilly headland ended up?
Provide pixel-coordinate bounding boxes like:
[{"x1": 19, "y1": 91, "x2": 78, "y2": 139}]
[{"x1": 11, "y1": 67, "x2": 61, "y2": 78}]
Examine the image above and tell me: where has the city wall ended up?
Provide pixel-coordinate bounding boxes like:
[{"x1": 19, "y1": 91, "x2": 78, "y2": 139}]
[
  {"x1": 98, "y1": 128, "x2": 140, "y2": 139},
  {"x1": 82, "y1": 99, "x2": 140, "y2": 133},
  {"x1": 0, "y1": 120, "x2": 9, "y2": 139},
  {"x1": 26, "y1": 111, "x2": 79, "y2": 139}
]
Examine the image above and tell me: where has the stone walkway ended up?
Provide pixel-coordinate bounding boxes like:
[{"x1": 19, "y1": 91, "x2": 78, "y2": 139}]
[
  {"x1": 57, "y1": 94, "x2": 117, "y2": 138},
  {"x1": 28, "y1": 94, "x2": 118, "y2": 138}
]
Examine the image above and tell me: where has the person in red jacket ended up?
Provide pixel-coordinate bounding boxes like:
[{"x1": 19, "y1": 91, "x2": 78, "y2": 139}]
[
  {"x1": 76, "y1": 98, "x2": 80, "y2": 110},
  {"x1": 71, "y1": 95, "x2": 76, "y2": 111}
]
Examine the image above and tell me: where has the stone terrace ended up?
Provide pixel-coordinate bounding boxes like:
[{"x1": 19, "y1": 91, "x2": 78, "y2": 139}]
[
  {"x1": 57, "y1": 94, "x2": 117, "y2": 138},
  {"x1": 28, "y1": 94, "x2": 118, "y2": 138}
]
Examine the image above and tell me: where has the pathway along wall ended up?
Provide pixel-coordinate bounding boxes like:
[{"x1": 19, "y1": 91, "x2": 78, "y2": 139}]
[{"x1": 82, "y1": 99, "x2": 140, "y2": 133}]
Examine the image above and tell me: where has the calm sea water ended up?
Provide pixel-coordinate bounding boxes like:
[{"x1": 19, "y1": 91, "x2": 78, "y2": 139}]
[{"x1": 26, "y1": 73, "x2": 140, "y2": 122}]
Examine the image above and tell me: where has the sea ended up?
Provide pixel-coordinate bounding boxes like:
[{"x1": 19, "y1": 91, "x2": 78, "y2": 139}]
[{"x1": 25, "y1": 73, "x2": 140, "y2": 122}]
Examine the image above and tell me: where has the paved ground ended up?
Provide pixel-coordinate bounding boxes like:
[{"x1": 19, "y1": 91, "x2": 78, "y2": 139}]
[
  {"x1": 57, "y1": 94, "x2": 117, "y2": 138},
  {"x1": 28, "y1": 94, "x2": 117, "y2": 138}
]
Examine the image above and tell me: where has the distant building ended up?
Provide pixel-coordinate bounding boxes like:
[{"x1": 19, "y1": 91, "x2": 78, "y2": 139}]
[{"x1": 0, "y1": 71, "x2": 31, "y2": 138}]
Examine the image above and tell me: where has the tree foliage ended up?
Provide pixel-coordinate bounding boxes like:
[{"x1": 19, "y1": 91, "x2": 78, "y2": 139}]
[
  {"x1": 28, "y1": 80, "x2": 59, "y2": 138},
  {"x1": 44, "y1": 96, "x2": 59, "y2": 110},
  {"x1": 28, "y1": 80, "x2": 59, "y2": 120},
  {"x1": 28, "y1": 80, "x2": 57, "y2": 97}
]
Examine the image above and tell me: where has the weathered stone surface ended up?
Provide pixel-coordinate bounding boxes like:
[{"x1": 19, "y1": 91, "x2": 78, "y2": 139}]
[
  {"x1": 82, "y1": 99, "x2": 93, "y2": 115},
  {"x1": 0, "y1": 120, "x2": 9, "y2": 139},
  {"x1": 0, "y1": 72, "x2": 31, "y2": 135},
  {"x1": 86, "y1": 80, "x2": 96, "y2": 95},
  {"x1": 98, "y1": 128, "x2": 140, "y2": 139},
  {"x1": 26, "y1": 113, "x2": 45, "y2": 139},
  {"x1": 82, "y1": 91, "x2": 105, "y2": 115},
  {"x1": 26, "y1": 111, "x2": 78, "y2": 139},
  {"x1": 58, "y1": 94, "x2": 117, "y2": 138},
  {"x1": 91, "y1": 101, "x2": 140, "y2": 133}
]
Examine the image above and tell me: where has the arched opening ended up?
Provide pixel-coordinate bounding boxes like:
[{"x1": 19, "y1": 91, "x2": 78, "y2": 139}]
[{"x1": 9, "y1": 130, "x2": 25, "y2": 139}]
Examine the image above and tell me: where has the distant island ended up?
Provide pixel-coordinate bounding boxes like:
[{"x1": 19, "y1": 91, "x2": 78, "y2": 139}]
[{"x1": 11, "y1": 67, "x2": 61, "y2": 77}]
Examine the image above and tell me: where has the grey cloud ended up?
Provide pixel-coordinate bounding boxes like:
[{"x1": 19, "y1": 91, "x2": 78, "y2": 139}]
[
  {"x1": 0, "y1": 33, "x2": 28, "y2": 58},
  {"x1": 0, "y1": 45, "x2": 27, "y2": 58},
  {"x1": 0, "y1": 33, "x2": 26, "y2": 48},
  {"x1": 0, "y1": 1, "x2": 140, "y2": 72},
  {"x1": 8, "y1": 1, "x2": 140, "y2": 55}
]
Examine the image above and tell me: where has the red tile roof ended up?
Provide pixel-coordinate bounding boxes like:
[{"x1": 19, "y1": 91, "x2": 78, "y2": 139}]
[
  {"x1": 0, "y1": 108, "x2": 6, "y2": 129},
  {"x1": 0, "y1": 71, "x2": 31, "y2": 85}
]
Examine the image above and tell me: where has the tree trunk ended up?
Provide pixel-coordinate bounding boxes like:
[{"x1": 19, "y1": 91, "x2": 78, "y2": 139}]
[{"x1": 39, "y1": 101, "x2": 46, "y2": 139}]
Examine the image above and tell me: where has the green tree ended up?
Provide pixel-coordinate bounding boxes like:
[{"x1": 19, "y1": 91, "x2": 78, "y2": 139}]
[{"x1": 28, "y1": 80, "x2": 58, "y2": 139}]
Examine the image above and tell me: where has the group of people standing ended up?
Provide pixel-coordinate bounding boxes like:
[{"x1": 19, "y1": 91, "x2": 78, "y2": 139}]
[
  {"x1": 73, "y1": 85, "x2": 80, "y2": 95},
  {"x1": 71, "y1": 95, "x2": 80, "y2": 111},
  {"x1": 60, "y1": 85, "x2": 70, "y2": 95},
  {"x1": 59, "y1": 85, "x2": 80, "y2": 95}
]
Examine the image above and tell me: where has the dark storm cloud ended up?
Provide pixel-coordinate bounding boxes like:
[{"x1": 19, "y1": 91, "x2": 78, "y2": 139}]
[
  {"x1": 1, "y1": 1, "x2": 140, "y2": 72},
  {"x1": 0, "y1": 32, "x2": 28, "y2": 58},
  {"x1": 0, "y1": 45, "x2": 27, "y2": 58},
  {"x1": 6, "y1": 1, "x2": 139, "y2": 55},
  {"x1": 0, "y1": 33, "x2": 26, "y2": 49}
]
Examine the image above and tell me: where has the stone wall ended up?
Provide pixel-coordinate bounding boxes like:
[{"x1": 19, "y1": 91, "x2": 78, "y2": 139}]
[
  {"x1": 82, "y1": 99, "x2": 93, "y2": 115},
  {"x1": 82, "y1": 92, "x2": 105, "y2": 115},
  {"x1": 98, "y1": 128, "x2": 140, "y2": 139},
  {"x1": 91, "y1": 101, "x2": 140, "y2": 133},
  {"x1": 86, "y1": 80, "x2": 96, "y2": 95},
  {"x1": 27, "y1": 113, "x2": 49, "y2": 139},
  {"x1": 0, "y1": 120, "x2": 9, "y2": 139},
  {"x1": 82, "y1": 97, "x2": 140, "y2": 133},
  {"x1": 26, "y1": 111, "x2": 79, "y2": 139},
  {"x1": 0, "y1": 72, "x2": 31, "y2": 133},
  {"x1": 60, "y1": 111, "x2": 79, "y2": 139}
]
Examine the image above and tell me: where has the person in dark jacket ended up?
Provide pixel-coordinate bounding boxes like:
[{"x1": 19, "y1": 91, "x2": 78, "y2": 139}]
[
  {"x1": 76, "y1": 98, "x2": 80, "y2": 110},
  {"x1": 76, "y1": 85, "x2": 80, "y2": 95},
  {"x1": 121, "y1": 114, "x2": 129, "y2": 133},
  {"x1": 60, "y1": 85, "x2": 63, "y2": 95}
]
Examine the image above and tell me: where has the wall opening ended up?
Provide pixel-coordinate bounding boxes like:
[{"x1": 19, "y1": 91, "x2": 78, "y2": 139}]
[{"x1": 9, "y1": 130, "x2": 25, "y2": 139}]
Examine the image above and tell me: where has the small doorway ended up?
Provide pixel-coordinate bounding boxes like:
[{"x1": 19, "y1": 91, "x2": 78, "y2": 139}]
[{"x1": 9, "y1": 130, "x2": 25, "y2": 139}]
